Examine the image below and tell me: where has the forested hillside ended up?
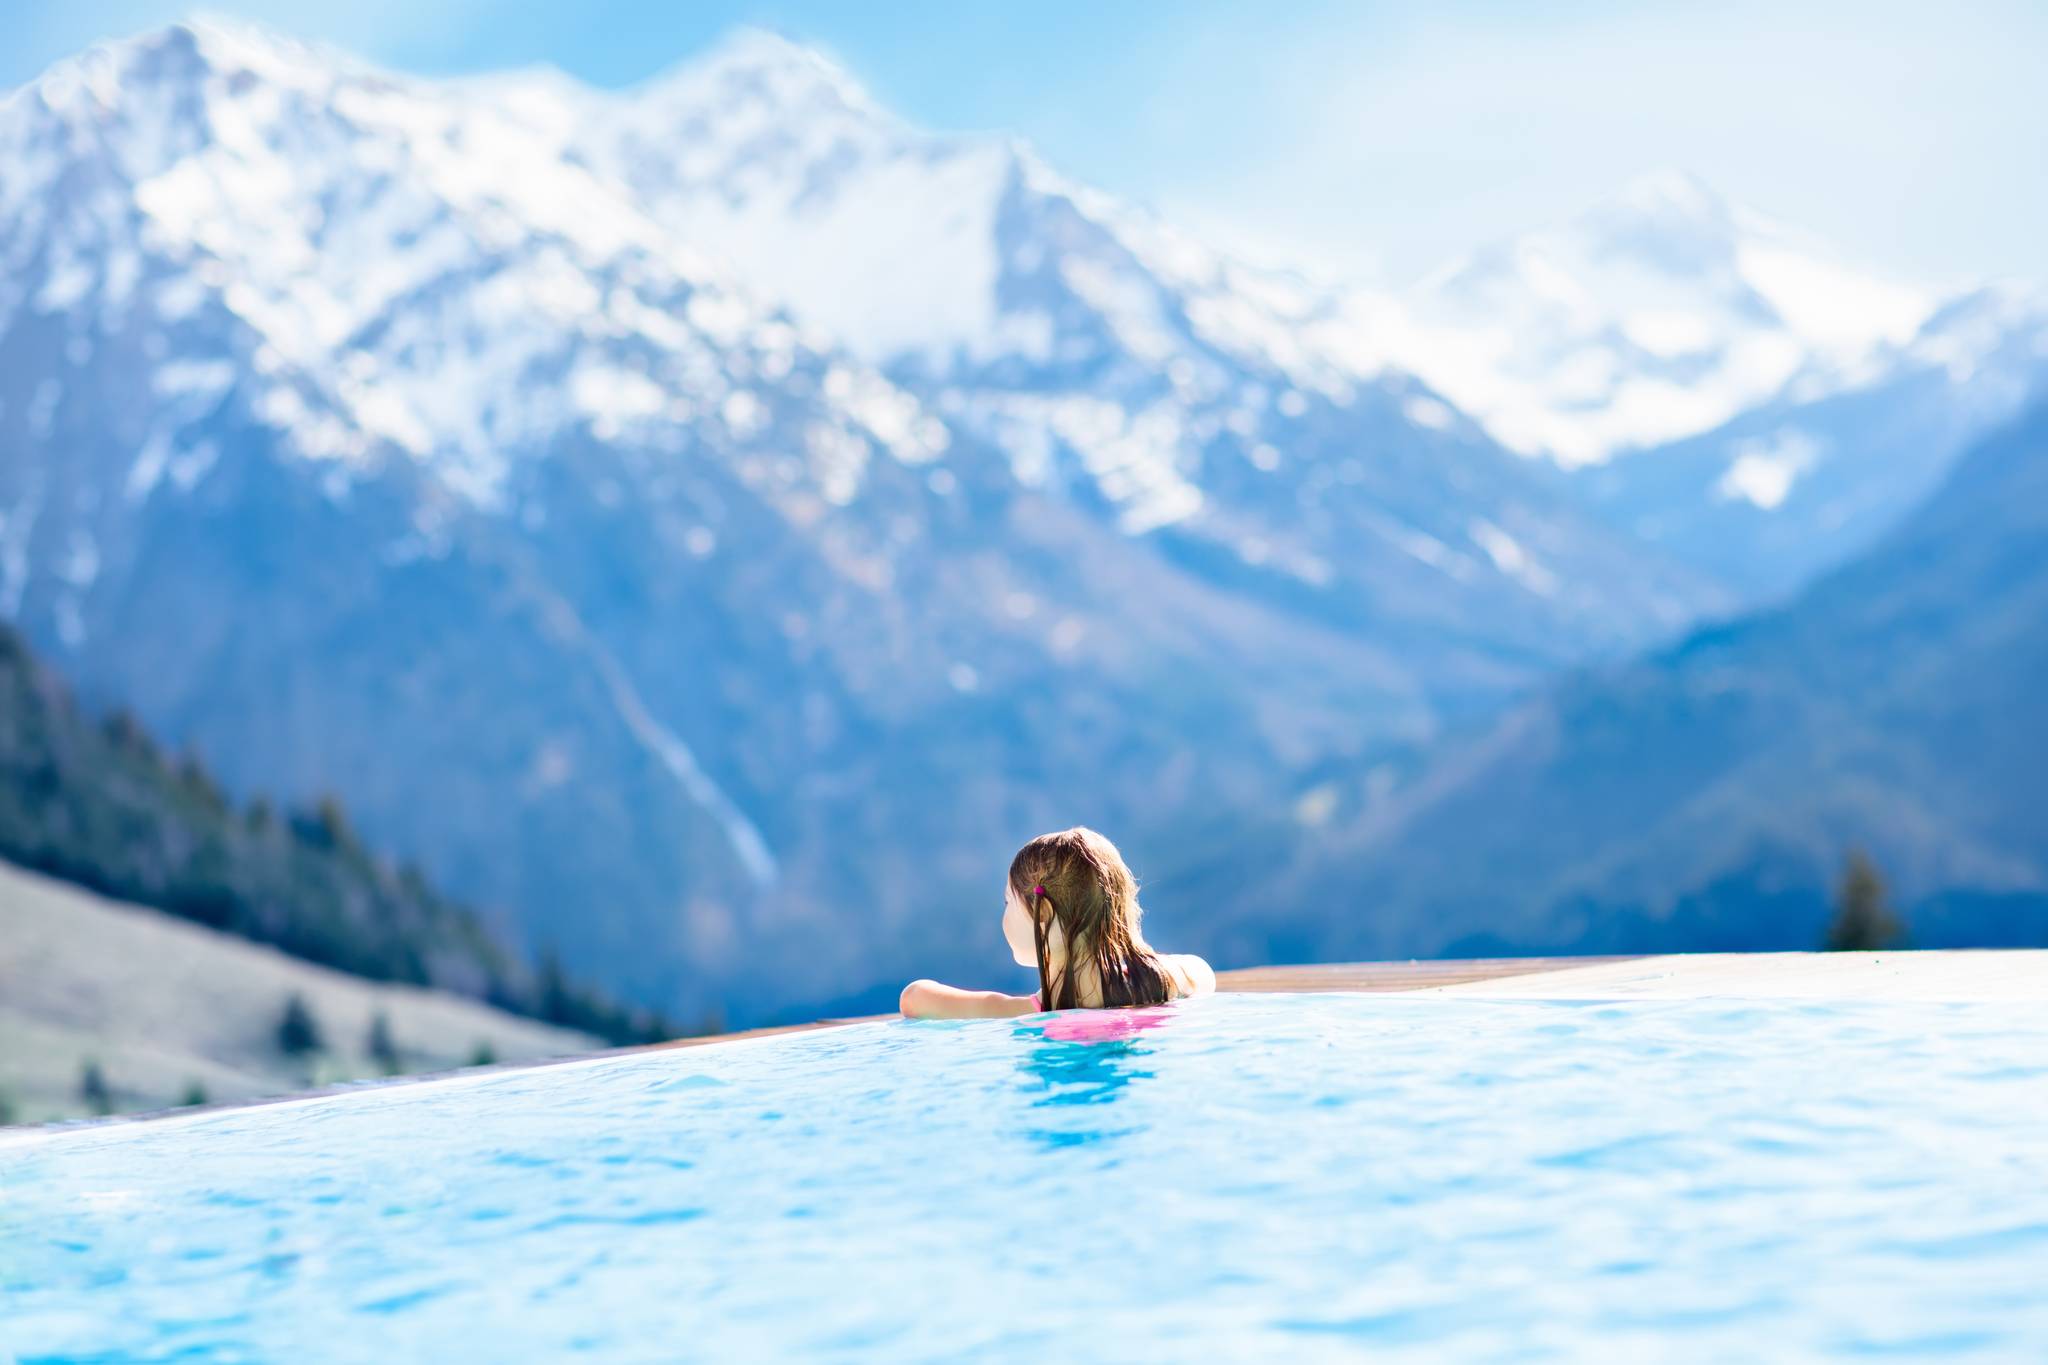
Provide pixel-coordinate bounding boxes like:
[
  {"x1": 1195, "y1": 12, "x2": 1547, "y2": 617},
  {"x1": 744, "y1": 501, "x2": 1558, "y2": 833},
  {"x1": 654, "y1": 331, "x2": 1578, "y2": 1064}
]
[{"x1": 0, "y1": 622, "x2": 668, "y2": 1043}]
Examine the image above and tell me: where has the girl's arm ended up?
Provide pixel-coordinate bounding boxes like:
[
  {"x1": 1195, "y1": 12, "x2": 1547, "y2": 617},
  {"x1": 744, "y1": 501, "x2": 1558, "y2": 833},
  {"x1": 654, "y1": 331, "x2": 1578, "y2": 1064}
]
[{"x1": 899, "y1": 979, "x2": 1040, "y2": 1020}]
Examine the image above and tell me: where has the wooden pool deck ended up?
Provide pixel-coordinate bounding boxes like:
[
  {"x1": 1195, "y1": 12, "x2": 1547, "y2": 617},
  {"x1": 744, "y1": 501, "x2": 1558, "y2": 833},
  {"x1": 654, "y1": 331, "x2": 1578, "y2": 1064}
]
[
  {"x1": 645, "y1": 949, "x2": 2048, "y2": 1055},
  {"x1": 1212, "y1": 956, "x2": 1636, "y2": 994},
  {"x1": 1421, "y1": 949, "x2": 2048, "y2": 1002}
]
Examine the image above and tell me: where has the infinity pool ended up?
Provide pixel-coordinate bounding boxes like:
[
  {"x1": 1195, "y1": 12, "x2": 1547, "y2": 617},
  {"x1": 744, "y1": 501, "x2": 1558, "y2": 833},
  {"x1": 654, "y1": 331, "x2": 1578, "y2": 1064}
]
[{"x1": 5, "y1": 994, "x2": 2047, "y2": 1360}]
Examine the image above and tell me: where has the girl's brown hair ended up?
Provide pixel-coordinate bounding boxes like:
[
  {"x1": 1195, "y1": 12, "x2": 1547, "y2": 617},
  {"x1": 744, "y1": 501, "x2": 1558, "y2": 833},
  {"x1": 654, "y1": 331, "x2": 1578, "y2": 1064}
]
[{"x1": 1009, "y1": 826, "x2": 1177, "y2": 1010}]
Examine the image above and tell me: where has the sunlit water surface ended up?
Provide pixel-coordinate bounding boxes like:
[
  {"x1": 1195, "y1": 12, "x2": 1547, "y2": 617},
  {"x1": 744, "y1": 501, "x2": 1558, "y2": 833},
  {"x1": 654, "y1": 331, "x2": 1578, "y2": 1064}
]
[{"x1": 5, "y1": 994, "x2": 2047, "y2": 1361}]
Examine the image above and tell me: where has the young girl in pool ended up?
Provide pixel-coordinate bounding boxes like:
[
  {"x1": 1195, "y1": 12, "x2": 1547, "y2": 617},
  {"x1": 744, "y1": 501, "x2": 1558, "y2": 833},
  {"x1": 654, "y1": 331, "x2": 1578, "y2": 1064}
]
[{"x1": 898, "y1": 826, "x2": 1215, "y2": 1018}]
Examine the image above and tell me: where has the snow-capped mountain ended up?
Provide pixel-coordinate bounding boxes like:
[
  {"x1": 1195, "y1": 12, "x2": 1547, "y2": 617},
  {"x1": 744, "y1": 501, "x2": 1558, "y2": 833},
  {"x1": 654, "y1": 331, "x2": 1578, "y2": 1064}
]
[
  {"x1": 0, "y1": 19, "x2": 940, "y2": 946},
  {"x1": 1361, "y1": 170, "x2": 2048, "y2": 601},
  {"x1": 0, "y1": 20, "x2": 1730, "y2": 1021},
  {"x1": 1574, "y1": 280, "x2": 2048, "y2": 599},
  {"x1": 549, "y1": 30, "x2": 1721, "y2": 659},
  {"x1": 0, "y1": 21, "x2": 947, "y2": 515},
  {"x1": 1388, "y1": 171, "x2": 1934, "y2": 468},
  {"x1": 562, "y1": 45, "x2": 2037, "y2": 618}
]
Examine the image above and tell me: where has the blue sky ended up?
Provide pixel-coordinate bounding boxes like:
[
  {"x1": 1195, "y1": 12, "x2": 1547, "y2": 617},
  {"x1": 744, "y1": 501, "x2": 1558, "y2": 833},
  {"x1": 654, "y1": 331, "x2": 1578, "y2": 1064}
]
[{"x1": 9, "y1": 0, "x2": 2044, "y2": 290}]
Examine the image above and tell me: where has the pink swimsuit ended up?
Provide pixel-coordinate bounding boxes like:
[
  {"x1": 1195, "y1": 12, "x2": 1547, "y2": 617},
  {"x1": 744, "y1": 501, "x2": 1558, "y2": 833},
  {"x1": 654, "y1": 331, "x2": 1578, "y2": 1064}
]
[{"x1": 1027, "y1": 987, "x2": 1180, "y2": 1042}]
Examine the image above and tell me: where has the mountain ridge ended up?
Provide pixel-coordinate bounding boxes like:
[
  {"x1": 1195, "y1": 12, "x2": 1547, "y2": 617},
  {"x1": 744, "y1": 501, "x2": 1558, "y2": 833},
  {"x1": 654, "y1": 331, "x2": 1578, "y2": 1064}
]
[{"x1": 1258, "y1": 403, "x2": 2048, "y2": 963}]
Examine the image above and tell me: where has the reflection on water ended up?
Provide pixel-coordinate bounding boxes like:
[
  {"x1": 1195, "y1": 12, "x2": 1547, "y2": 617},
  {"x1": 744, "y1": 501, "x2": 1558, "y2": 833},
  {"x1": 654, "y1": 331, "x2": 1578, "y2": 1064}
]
[{"x1": 1011, "y1": 1009, "x2": 1178, "y2": 1149}]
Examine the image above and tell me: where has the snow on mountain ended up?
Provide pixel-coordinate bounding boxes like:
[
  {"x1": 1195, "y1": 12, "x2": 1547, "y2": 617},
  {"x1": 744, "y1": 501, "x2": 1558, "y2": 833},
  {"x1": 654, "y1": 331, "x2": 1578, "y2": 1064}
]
[
  {"x1": 550, "y1": 29, "x2": 1722, "y2": 657},
  {"x1": 564, "y1": 38, "x2": 2028, "y2": 623},
  {"x1": 556, "y1": 28, "x2": 1389, "y2": 534},
  {"x1": 579, "y1": 29, "x2": 1013, "y2": 371},
  {"x1": 1389, "y1": 171, "x2": 1934, "y2": 468},
  {"x1": 1906, "y1": 280, "x2": 2048, "y2": 403},
  {"x1": 576, "y1": 30, "x2": 1360, "y2": 384},
  {"x1": 1573, "y1": 280, "x2": 2048, "y2": 599},
  {"x1": 1, "y1": 20, "x2": 947, "y2": 511}
]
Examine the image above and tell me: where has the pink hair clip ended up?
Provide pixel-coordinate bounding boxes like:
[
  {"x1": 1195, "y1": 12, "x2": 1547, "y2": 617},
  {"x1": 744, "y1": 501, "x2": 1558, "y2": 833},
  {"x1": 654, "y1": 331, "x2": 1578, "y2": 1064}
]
[{"x1": 1033, "y1": 884, "x2": 1046, "y2": 896}]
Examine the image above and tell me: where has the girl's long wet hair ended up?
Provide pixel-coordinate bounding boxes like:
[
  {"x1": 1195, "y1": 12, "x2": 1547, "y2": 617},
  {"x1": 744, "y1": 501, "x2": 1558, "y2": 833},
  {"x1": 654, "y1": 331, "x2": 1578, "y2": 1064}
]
[{"x1": 1009, "y1": 827, "x2": 1177, "y2": 1010}]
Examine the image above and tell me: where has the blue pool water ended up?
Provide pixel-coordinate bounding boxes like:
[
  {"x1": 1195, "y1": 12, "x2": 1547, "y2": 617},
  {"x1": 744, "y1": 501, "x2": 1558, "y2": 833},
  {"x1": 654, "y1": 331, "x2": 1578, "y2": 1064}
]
[{"x1": 5, "y1": 993, "x2": 2047, "y2": 1361}]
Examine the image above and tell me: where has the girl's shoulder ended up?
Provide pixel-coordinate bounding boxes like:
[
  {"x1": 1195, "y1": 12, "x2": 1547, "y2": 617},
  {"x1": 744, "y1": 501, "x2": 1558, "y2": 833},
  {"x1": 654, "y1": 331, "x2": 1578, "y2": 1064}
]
[{"x1": 1161, "y1": 952, "x2": 1216, "y2": 999}]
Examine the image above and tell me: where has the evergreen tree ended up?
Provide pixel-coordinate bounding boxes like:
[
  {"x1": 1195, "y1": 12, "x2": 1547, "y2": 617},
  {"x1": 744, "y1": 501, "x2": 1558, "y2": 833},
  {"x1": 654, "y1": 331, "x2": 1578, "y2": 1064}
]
[
  {"x1": 0, "y1": 1088, "x2": 16, "y2": 1126},
  {"x1": 278, "y1": 992, "x2": 325, "y2": 1057},
  {"x1": 79, "y1": 1059, "x2": 113, "y2": 1116},
  {"x1": 468, "y1": 1040, "x2": 498, "y2": 1068},
  {"x1": 538, "y1": 947, "x2": 571, "y2": 1025},
  {"x1": 102, "y1": 708, "x2": 153, "y2": 760},
  {"x1": 176, "y1": 753, "x2": 227, "y2": 814},
  {"x1": 313, "y1": 794, "x2": 356, "y2": 853},
  {"x1": 367, "y1": 1010, "x2": 402, "y2": 1075},
  {"x1": 245, "y1": 795, "x2": 277, "y2": 833},
  {"x1": 397, "y1": 861, "x2": 433, "y2": 901},
  {"x1": 1825, "y1": 848, "x2": 1907, "y2": 951},
  {"x1": 180, "y1": 1080, "x2": 209, "y2": 1108}
]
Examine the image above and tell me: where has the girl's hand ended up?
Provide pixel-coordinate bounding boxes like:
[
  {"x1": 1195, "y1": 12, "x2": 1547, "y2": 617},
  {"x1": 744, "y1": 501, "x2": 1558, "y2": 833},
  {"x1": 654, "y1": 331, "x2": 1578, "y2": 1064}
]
[{"x1": 899, "y1": 979, "x2": 1040, "y2": 1019}]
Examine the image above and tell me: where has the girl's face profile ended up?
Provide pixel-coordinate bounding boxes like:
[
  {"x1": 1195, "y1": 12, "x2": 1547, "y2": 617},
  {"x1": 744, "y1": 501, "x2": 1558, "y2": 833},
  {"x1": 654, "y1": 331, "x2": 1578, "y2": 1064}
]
[{"x1": 1001, "y1": 882, "x2": 1037, "y2": 967}]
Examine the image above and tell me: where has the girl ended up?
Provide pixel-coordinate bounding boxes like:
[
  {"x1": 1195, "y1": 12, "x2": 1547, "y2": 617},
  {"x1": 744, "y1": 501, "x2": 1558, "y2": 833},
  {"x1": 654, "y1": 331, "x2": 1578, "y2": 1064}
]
[{"x1": 899, "y1": 826, "x2": 1216, "y2": 1019}]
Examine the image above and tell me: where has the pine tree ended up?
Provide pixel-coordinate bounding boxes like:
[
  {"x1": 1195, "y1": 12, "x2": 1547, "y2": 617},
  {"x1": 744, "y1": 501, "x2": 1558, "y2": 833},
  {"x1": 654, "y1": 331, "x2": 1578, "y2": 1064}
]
[
  {"x1": 102, "y1": 708, "x2": 153, "y2": 760},
  {"x1": 180, "y1": 1080, "x2": 209, "y2": 1108},
  {"x1": 1825, "y1": 849, "x2": 1906, "y2": 951},
  {"x1": 278, "y1": 992, "x2": 325, "y2": 1057},
  {"x1": 176, "y1": 753, "x2": 227, "y2": 814},
  {"x1": 245, "y1": 794, "x2": 277, "y2": 833},
  {"x1": 314, "y1": 794, "x2": 356, "y2": 853},
  {"x1": 367, "y1": 1010, "x2": 402, "y2": 1075},
  {"x1": 538, "y1": 947, "x2": 571, "y2": 1025},
  {"x1": 79, "y1": 1059, "x2": 113, "y2": 1116},
  {"x1": 468, "y1": 1040, "x2": 498, "y2": 1068}
]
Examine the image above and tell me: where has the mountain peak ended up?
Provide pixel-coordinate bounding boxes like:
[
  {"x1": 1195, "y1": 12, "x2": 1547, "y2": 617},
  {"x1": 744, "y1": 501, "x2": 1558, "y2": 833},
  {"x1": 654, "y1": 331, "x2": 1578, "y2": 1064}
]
[
  {"x1": 1400, "y1": 169, "x2": 1933, "y2": 466},
  {"x1": 173, "y1": 12, "x2": 318, "y2": 66},
  {"x1": 1569, "y1": 169, "x2": 1750, "y2": 277},
  {"x1": 12, "y1": 14, "x2": 382, "y2": 130},
  {"x1": 131, "y1": 14, "x2": 343, "y2": 84},
  {"x1": 638, "y1": 26, "x2": 887, "y2": 127},
  {"x1": 1606, "y1": 168, "x2": 1730, "y2": 222},
  {"x1": 694, "y1": 25, "x2": 831, "y2": 71}
]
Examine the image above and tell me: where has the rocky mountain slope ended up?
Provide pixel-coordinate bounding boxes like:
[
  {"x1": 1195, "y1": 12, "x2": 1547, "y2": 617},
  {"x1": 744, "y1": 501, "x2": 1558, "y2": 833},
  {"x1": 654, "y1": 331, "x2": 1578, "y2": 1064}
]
[{"x1": 1249, "y1": 405, "x2": 2048, "y2": 964}]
